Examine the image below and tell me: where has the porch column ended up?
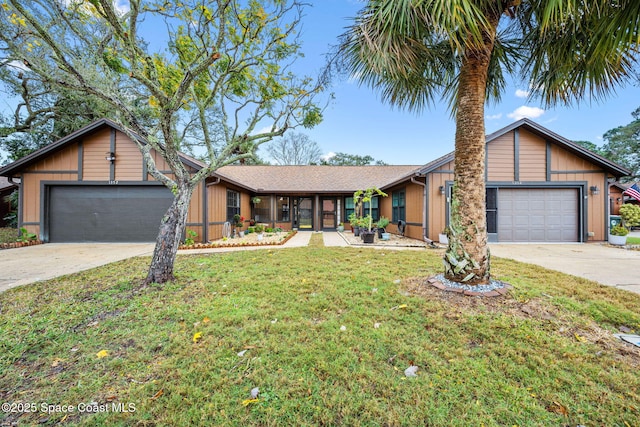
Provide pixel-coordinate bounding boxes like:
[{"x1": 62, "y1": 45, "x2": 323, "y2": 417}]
[{"x1": 315, "y1": 194, "x2": 320, "y2": 231}]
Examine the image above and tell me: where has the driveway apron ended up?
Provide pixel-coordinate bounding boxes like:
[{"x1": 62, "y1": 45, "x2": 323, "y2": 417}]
[
  {"x1": 489, "y1": 243, "x2": 640, "y2": 295},
  {"x1": 0, "y1": 243, "x2": 154, "y2": 293}
]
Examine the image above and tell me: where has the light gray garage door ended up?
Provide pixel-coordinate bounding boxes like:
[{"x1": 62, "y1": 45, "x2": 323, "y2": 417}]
[
  {"x1": 48, "y1": 185, "x2": 173, "y2": 242},
  {"x1": 498, "y1": 188, "x2": 578, "y2": 242}
]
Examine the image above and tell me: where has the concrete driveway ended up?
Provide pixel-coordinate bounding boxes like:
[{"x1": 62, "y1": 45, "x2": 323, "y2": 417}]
[
  {"x1": 0, "y1": 243, "x2": 154, "y2": 293},
  {"x1": 489, "y1": 243, "x2": 640, "y2": 294}
]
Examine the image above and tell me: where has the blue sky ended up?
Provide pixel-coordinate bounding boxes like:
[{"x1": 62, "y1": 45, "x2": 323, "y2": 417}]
[
  {"x1": 3, "y1": 0, "x2": 640, "y2": 166},
  {"x1": 273, "y1": 0, "x2": 640, "y2": 165}
]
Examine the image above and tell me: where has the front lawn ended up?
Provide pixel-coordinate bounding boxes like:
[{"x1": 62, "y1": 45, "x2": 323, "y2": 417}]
[
  {"x1": 626, "y1": 236, "x2": 640, "y2": 245},
  {"x1": 0, "y1": 227, "x2": 17, "y2": 244},
  {"x1": 1, "y1": 234, "x2": 638, "y2": 426}
]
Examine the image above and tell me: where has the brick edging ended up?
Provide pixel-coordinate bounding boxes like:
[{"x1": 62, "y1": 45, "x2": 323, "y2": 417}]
[{"x1": 0, "y1": 240, "x2": 43, "y2": 250}]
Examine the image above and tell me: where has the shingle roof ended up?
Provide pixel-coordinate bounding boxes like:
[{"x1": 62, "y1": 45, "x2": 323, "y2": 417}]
[
  {"x1": 214, "y1": 165, "x2": 422, "y2": 193},
  {"x1": 0, "y1": 176, "x2": 18, "y2": 191}
]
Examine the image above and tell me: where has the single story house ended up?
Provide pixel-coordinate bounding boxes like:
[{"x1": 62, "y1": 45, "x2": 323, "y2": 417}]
[{"x1": 0, "y1": 118, "x2": 630, "y2": 243}]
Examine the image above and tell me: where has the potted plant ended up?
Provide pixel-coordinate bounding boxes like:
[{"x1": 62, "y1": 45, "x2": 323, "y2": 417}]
[
  {"x1": 233, "y1": 214, "x2": 245, "y2": 237},
  {"x1": 360, "y1": 215, "x2": 375, "y2": 243},
  {"x1": 348, "y1": 212, "x2": 358, "y2": 235},
  {"x1": 337, "y1": 222, "x2": 344, "y2": 232},
  {"x1": 255, "y1": 224, "x2": 265, "y2": 241},
  {"x1": 353, "y1": 187, "x2": 388, "y2": 244},
  {"x1": 439, "y1": 228, "x2": 449, "y2": 244},
  {"x1": 376, "y1": 216, "x2": 389, "y2": 238},
  {"x1": 609, "y1": 224, "x2": 628, "y2": 245}
]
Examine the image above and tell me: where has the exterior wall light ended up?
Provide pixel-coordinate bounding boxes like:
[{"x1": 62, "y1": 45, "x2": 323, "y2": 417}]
[
  {"x1": 439, "y1": 185, "x2": 445, "y2": 195},
  {"x1": 590, "y1": 185, "x2": 599, "y2": 195},
  {"x1": 105, "y1": 152, "x2": 116, "y2": 163}
]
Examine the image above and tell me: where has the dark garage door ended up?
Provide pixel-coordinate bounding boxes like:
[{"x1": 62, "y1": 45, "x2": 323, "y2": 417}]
[
  {"x1": 498, "y1": 188, "x2": 579, "y2": 242},
  {"x1": 48, "y1": 185, "x2": 173, "y2": 242}
]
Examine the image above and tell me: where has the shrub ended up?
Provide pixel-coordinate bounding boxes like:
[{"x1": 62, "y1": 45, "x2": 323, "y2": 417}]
[
  {"x1": 620, "y1": 203, "x2": 640, "y2": 227},
  {"x1": 611, "y1": 225, "x2": 629, "y2": 236}
]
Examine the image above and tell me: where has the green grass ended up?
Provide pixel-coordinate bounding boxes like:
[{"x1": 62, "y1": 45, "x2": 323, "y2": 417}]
[
  {"x1": 1, "y1": 242, "x2": 639, "y2": 426},
  {"x1": 626, "y1": 236, "x2": 640, "y2": 245},
  {"x1": 0, "y1": 227, "x2": 17, "y2": 244}
]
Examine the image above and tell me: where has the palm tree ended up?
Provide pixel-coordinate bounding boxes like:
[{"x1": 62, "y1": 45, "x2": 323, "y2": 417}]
[{"x1": 339, "y1": 1, "x2": 639, "y2": 285}]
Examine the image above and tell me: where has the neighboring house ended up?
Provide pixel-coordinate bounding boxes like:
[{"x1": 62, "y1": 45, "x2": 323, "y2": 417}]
[
  {"x1": 610, "y1": 182, "x2": 640, "y2": 216},
  {"x1": 0, "y1": 118, "x2": 630, "y2": 243},
  {"x1": 0, "y1": 176, "x2": 18, "y2": 227}
]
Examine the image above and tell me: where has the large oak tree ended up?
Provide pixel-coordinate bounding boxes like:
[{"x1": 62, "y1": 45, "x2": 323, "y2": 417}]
[
  {"x1": 340, "y1": 0, "x2": 639, "y2": 284},
  {"x1": 0, "y1": 0, "x2": 326, "y2": 284}
]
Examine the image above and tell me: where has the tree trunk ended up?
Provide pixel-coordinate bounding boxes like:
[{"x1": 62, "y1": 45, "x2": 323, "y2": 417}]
[
  {"x1": 443, "y1": 17, "x2": 499, "y2": 286},
  {"x1": 144, "y1": 182, "x2": 194, "y2": 285}
]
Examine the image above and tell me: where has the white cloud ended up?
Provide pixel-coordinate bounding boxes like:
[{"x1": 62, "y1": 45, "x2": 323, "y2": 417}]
[
  {"x1": 7, "y1": 60, "x2": 30, "y2": 72},
  {"x1": 507, "y1": 106, "x2": 545, "y2": 121},
  {"x1": 485, "y1": 113, "x2": 502, "y2": 120},
  {"x1": 320, "y1": 152, "x2": 336, "y2": 161},
  {"x1": 114, "y1": 0, "x2": 131, "y2": 16},
  {"x1": 515, "y1": 89, "x2": 530, "y2": 98}
]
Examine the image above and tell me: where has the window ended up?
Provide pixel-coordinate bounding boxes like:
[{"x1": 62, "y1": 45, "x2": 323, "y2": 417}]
[
  {"x1": 345, "y1": 196, "x2": 379, "y2": 221},
  {"x1": 277, "y1": 196, "x2": 290, "y2": 222},
  {"x1": 392, "y1": 190, "x2": 405, "y2": 223},
  {"x1": 344, "y1": 197, "x2": 355, "y2": 220},
  {"x1": 253, "y1": 196, "x2": 271, "y2": 222},
  {"x1": 363, "y1": 198, "x2": 380, "y2": 221},
  {"x1": 227, "y1": 189, "x2": 240, "y2": 221}
]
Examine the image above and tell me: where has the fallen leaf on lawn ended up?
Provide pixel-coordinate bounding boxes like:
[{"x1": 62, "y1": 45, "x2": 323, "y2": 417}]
[
  {"x1": 574, "y1": 333, "x2": 586, "y2": 342},
  {"x1": 404, "y1": 365, "x2": 419, "y2": 377},
  {"x1": 193, "y1": 332, "x2": 203, "y2": 343},
  {"x1": 340, "y1": 325, "x2": 347, "y2": 331},
  {"x1": 374, "y1": 323, "x2": 381, "y2": 329},
  {"x1": 70, "y1": 347, "x2": 79, "y2": 353},
  {"x1": 546, "y1": 401, "x2": 569, "y2": 416},
  {"x1": 237, "y1": 350, "x2": 248, "y2": 357},
  {"x1": 96, "y1": 350, "x2": 109, "y2": 358},
  {"x1": 203, "y1": 317, "x2": 211, "y2": 323},
  {"x1": 150, "y1": 389, "x2": 164, "y2": 400},
  {"x1": 390, "y1": 304, "x2": 408, "y2": 310},
  {"x1": 270, "y1": 319, "x2": 278, "y2": 324},
  {"x1": 242, "y1": 398, "x2": 259, "y2": 407},
  {"x1": 251, "y1": 387, "x2": 260, "y2": 398},
  {"x1": 51, "y1": 358, "x2": 63, "y2": 367}
]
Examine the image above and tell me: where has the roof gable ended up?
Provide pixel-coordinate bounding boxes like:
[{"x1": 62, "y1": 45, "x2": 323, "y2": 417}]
[
  {"x1": 0, "y1": 118, "x2": 204, "y2": 176},
  {"x1": 419, "y1": 118, "x2": 630, "y2": 177}
]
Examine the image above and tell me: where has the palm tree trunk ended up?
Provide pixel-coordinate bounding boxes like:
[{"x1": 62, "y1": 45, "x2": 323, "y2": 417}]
[
  {"x1": 443, "y1": 16, "x2": 499, "y2": 286},
  {"x1": 144, "y1": 182, "x2": 194, "y2": 285}
]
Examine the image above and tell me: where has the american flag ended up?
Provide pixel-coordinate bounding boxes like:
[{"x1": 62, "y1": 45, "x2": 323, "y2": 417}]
[{"x1": 624, "y1": 183, "x2": 640, "y2": 202}]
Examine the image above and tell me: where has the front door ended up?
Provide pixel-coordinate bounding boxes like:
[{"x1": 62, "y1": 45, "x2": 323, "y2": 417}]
[
  {"x1": 297, "y1": 197, "x2": 314, "y2": 230},
  {"x1": 322, "y1": 198, "x2": 337, "y2": 229}
]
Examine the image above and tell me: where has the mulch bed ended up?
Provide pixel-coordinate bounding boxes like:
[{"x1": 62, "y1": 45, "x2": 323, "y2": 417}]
[{"x1": 179, "y1": 230, "x2": 297, "y2": 250}]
